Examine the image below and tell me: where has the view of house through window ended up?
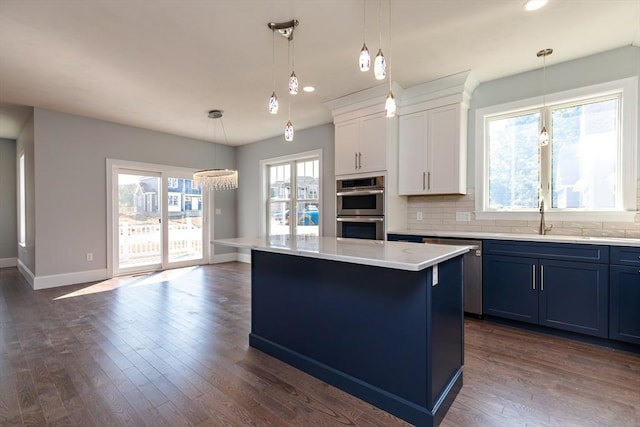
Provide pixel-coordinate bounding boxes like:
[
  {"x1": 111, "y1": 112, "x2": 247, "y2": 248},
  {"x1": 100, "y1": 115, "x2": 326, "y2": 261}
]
[
  {"x1": 267, "y1": 156, "x2": 320, "y2": 237},
  {"x1": 115, "y1": 169, "x2": 203, "y2": 274},
  {"x1": 484, "y1": 90, "x2": 624, "y2": 212}
]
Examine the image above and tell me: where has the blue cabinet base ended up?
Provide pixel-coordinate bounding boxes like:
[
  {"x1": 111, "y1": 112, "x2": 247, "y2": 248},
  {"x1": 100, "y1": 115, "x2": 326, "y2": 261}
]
[{"x1": 250, "y1": 251, "x2": 465, "y2": 427}]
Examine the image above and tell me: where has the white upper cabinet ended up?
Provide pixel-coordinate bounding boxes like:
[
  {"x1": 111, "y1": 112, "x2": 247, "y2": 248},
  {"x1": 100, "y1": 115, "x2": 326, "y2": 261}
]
[
  {"x1": 399, "y1": 103, "x2": 466, "y2": 195},
  {"x1": 335, "y1": 112, "x2": 387, "y2": 176}
]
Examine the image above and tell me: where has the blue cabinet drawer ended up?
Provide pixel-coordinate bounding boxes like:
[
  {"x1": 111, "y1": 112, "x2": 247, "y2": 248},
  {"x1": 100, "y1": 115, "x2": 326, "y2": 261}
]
[
  {"x1": 483, "y1": 240, "x2": 608, "y2": 263},
  {"x1": 387, "y1": 234, "x2": 424, "y2": 243},
  {"x1": 610, "y1": 246, "x2": 640, "y2": 266}
]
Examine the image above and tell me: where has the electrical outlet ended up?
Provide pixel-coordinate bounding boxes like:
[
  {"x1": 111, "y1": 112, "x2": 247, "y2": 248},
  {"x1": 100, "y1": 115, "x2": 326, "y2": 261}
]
[
  {"x1": 416, "y1": 211, "x2": 423, "y2": 221},
  {"x1": 215, "y1": 208, "x2": 222, "y2": 215},
  {"x1": 86, "y1": 252, "x2": 93, "y2": 261},
  {"x1": 455, "y1": 212, "x2": 471, "y2": 222}
]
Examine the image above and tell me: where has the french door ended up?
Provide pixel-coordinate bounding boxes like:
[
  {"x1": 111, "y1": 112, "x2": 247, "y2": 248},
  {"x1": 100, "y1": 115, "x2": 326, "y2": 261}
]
[{"x1": 109, "y1": 162, "x2": 207, "y2": 276}]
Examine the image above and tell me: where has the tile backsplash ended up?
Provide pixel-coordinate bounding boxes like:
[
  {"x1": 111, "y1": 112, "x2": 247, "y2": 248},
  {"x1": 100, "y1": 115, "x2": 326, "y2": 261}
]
[{"x1": 406, "y1": 181, "x2": 640, "y2": 238}]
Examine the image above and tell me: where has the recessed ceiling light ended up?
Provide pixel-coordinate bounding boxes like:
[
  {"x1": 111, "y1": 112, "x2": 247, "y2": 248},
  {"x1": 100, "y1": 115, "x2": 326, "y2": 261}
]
[
  {"x1": 303, "y1": 86, "x2": 315, "y2": 93},
  {"x1": 523, "y1": 0, "x2": 548, "y2": 11}
]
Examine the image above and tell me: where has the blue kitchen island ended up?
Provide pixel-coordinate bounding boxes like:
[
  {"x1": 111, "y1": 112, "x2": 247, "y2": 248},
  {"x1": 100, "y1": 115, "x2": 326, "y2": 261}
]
[{"x1": 214, "y1": 236, "x2": 469, "y2": 427}]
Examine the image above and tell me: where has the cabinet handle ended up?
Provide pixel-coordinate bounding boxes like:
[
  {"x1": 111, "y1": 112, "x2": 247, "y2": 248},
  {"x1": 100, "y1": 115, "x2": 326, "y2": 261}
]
[
  {"x1": 532, "y1": 265, "x2": 536, "y2": 290},
  {"x1": 422, "y1": 172, "x2": 426, "y2": 190},
  {"x1": 354, "y1": 153, "x2": 358, "y2": 169},
  {"x1": 540, "y1": 265, "x2": 544, "y2": 291},
  {"x1": 427, "y1": 172, "x2": 431, "y2": 190},
  {"x1": 358, "y1": 152, "x2": 362, "y2": 169}
]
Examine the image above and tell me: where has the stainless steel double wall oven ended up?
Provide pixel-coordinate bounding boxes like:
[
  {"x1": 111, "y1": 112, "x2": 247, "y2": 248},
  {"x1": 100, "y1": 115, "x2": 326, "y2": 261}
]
[{"x1": 336, "y1": 176, "x2": 385, "y2": 240}]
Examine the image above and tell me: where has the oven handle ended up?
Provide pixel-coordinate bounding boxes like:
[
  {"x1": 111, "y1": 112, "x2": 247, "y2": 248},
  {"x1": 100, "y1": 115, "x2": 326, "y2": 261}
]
[
  {"x1": 336, "y1": 217, "x2": 384, "y2": 222},
  {"x1": 336, "y1": 189, "x2": 384, "y2": 196}
]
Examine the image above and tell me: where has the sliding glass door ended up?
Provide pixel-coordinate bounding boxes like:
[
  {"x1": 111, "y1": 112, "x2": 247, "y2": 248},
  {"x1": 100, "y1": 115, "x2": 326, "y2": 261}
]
[
  {"x1": 117, "y1": 171, "x2": 162, "y2": 271},
  {"x1": 112, "y1": 166, "x2": 206, "y2": 276}
]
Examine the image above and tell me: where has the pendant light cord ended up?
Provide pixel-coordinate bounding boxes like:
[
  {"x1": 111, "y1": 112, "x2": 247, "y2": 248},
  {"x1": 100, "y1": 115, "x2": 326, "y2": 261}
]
[
  {"x1": 378, "y1": 0, "x2": 383, "y2": 49},
  {"x1": 388, "y1": 0, "x2": 392, "y2": 87},
  {"x1": 542, "y1": 53, "x2": 547, "y2": 127},
  {"x1": 363, "y1": 0, "x2": 367, "y2": 43},
  {"x1": 272, "y1": 31, "x2": 276, "y2": 90}
]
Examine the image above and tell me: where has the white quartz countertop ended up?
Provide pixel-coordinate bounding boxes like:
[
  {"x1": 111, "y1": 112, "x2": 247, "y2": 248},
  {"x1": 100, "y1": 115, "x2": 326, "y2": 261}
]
[
  {"x1": 213, "y1": 236, "x2": 470, "y2": 271},
  {"x1": 388, "y1": 230, "x2": 640, "y2": 247}
]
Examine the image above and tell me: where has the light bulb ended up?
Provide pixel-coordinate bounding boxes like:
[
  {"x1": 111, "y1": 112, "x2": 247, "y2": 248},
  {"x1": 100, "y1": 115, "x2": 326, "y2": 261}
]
[
  {"x1": 374, "y1": 49, "x2": 386, "y2": 80},
  {"x1": 285, "y1": 120, "x2": 294, "y2": 142},
  {"x1": 384, "y1": 90, "x2": 396, "y2": 118},
  {"x1": 269, "y1": 91, "x2": 278, "y2": 114},
  {"x1": 539, "y1": 126, "x2": 549, "y2": 146},
  {"x1": 359, "y1": 43, "x2": 370, "y2": 72},
  {"x1": 289, "y1": 71, "x2": 298, "y2": 95}
]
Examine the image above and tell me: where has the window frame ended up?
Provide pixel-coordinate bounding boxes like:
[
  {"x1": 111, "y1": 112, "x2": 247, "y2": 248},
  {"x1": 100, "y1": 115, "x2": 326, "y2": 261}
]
[
  {"x1": 475, "y1": 77, "x2": 637, "y2": 221},
  {"x1": 18, "y1": 152, "x2": 26, "y2": 247},
  {"x1": 259, "y1": 149, "x2": 322, "y2": 238}
]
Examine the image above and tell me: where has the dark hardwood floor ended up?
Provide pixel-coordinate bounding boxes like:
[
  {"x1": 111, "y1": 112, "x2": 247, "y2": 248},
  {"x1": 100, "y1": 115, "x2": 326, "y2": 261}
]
[{"x1": 0, "y1": 263, "x2": 638, "y2": 426}]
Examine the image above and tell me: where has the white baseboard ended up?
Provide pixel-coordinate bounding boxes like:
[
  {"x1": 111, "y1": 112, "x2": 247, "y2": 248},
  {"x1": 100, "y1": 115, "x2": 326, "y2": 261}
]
[
  {"x1": 17, "y1": 259, "x2": 35, "y2": 288},
  {"x1": 211, "y1": 252, "x2": 239, "y2": 264},
  {"x1": 237, "y1": 253, "x2": 251, "y2": 264},
  {"x1": 33, "y1": 269, "x2": 108, "y2": 290},
  {"x1": 0, "y1": 257, "x2": 17, "y2": 268}
]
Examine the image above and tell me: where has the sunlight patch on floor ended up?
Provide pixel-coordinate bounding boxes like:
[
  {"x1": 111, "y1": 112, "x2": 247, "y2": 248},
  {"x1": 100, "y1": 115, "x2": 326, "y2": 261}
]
[{"x1": 54, "y1": 266, "x2": 199, "y2": 300}]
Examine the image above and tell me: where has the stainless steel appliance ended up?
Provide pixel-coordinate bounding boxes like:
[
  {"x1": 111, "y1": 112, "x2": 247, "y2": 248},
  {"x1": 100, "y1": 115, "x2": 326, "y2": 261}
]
[
  {"x1": 336, "y1": 216, "x2": 385, "y2": 240},
  {"x1": 336, "y1": 176, "x2": 385, "y2": 240},
  {"x1": 336, "y1": 176, "x2": 384, "y2": 216},
  {"x1": 422, "y1": 237, "x2": 483, "y2": 317}
]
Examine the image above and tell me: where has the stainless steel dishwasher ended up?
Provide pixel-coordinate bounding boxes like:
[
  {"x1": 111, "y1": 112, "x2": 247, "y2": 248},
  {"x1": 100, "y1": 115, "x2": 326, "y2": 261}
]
[{"x1": 422, "y1": 237, "x2": 482, "y2": 317}]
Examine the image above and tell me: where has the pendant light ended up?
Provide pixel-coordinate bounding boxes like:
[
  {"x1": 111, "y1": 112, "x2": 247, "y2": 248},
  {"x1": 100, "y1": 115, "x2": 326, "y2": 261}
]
[
  {"x1": 267, "y1": 19, "x2": 299, "y2": 142},
  {"x1": 288, "y1": 38, "x2": 299, "y2": 95},
  {"x1": 193, "y1": 110, "x2": 238, "y2": 191},
  {"x1": 268, "y1": 31, "x2": 278, "y2": 114},
  {"x1": 359, "y1": 0, "x2": 370, "y2": 72},
  {"x1": 384, "y1": 0, "x2": 396, "y2": 117},
  {"x1": 537, "y1": 48, "x2": 553, "y2": 146},
  {"x1": 285, "y1": 100, "x2": 294, "y2": 142},
  {"x1": 373, "y1": 0, "x2": 386, "y2": 80}
]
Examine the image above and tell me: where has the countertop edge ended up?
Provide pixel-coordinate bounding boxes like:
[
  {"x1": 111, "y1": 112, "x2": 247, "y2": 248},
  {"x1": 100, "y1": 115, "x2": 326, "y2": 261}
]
[
  {"x1": 388, "y1": 230, "x2": 640, "y2": 247},
  {"x1": 213, "y1": 238, "x2": 469, "y2": 271}
]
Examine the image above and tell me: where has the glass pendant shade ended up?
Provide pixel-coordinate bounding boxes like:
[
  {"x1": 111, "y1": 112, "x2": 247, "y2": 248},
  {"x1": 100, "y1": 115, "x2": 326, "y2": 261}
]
[
  {"x1": 359, "y1": 43, "x2": 371, "y2": 72},
  {"x1": 374, "y1": 49, "x2": 386, "y2": 80},
  {"x1": 384, "y1": 90, "x2": 396, "y2": 118},
  {"x1": 539, "y1": 126, "x2": 549, "y2": 146},
  {"x1": 269, "y1": 91, "x2": 279, "y2": 114},
  {"x1": 289, "y1": 71, "x2": 299, "y2": 95},
  {"x1": 284, "y1": 120, "x2": 294, "y2": 142},
  {"x1": 193, "y1": 169, "x2": 238, "y2": 191}
]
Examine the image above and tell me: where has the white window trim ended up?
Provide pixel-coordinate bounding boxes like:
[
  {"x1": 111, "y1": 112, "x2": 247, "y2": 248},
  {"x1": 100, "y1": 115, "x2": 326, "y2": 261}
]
[
  {"x1": 475, "y1": 77, "x2": 638, "y2": 222},
  {"x1": 259, "y1": 149, "x2": 322, "y2": 237},
  {"x1": 18, "y1": 152, "x2": 26, "y2": 247}
]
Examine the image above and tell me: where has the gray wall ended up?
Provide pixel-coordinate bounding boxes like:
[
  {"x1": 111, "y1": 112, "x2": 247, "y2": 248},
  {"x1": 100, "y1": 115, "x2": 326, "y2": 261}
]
[
  {"x1": 0, "y1": 138, "x2": 17, "y2": 260},
  {"x1": 32, "y1": 108, "x2": 236, "y2": 276},
  {"x1": 467, "y1": 45, "x2": 640, "y2": 184},
  {"x1": 237, "y1": 123, "x2": 335, "y2": 238}
]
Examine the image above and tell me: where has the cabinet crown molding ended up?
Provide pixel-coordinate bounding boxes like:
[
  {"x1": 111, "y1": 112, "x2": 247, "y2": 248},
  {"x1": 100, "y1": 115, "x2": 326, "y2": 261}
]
[{"x1": 326, "y1": 70, "x2": 478, "y2": 121}]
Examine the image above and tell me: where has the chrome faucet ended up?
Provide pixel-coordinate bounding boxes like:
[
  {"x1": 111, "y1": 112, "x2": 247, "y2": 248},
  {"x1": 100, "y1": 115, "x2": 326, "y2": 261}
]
[{"x1": 539, "y1": 199, "x2": 553, "y2": 235}]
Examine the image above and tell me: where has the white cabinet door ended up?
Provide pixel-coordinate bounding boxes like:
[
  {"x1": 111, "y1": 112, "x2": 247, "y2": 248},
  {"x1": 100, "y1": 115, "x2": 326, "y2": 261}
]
[
  {"x1": 427, "y1": 104, "x2": 462, "y2": 194},
  {"x1": 335, "y1": 113, "x2": 387, "y2": 176},
  {"x1": 359, "y1": 113, "x2": 387, "y2": 174},
  {"x1": 398, "y1": 104, "x2": 465, "y2": 195},
  {"x1": 335, "y1": 119, "x2": 360, "y2": 175},
  {"x1": 399, "y1": 111, "x2": 427, "y2": 195}
]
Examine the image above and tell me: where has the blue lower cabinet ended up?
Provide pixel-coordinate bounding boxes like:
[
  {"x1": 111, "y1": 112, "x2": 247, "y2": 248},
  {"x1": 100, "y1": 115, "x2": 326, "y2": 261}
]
[
  {"x1": 483, "y1": 255, "x2": 538, "y2": 323},
  {"x1": 483, "y1": 241, "x2": 610, "y2": 339},
  {"x1": 538, "y1": 260, "x2": 609, "y2": 338},
  {"x1": 610, "y1": 265, "x2": 640, "y2": 345}
]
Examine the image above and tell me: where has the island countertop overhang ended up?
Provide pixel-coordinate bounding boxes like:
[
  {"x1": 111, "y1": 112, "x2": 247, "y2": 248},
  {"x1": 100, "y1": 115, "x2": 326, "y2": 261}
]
[{"x1": 213, "y1": 236, "x2": 470, "y2": 271}]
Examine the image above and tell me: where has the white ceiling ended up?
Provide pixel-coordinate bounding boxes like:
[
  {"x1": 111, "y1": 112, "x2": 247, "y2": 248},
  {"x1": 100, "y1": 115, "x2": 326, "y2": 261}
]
[{"x1": 1, "y1": 0, "x2": 639, "y2": 145}]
